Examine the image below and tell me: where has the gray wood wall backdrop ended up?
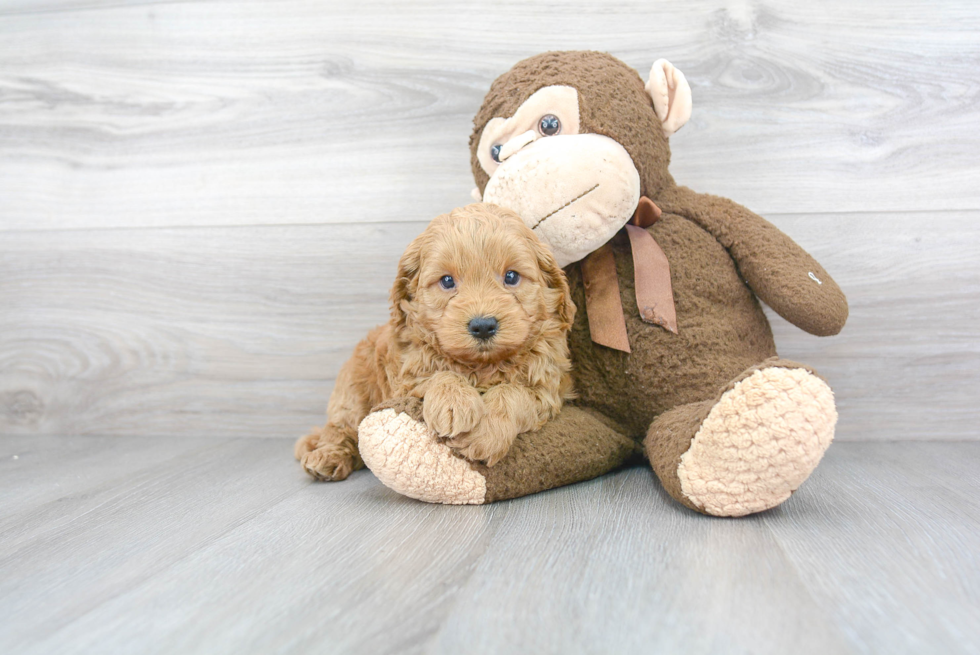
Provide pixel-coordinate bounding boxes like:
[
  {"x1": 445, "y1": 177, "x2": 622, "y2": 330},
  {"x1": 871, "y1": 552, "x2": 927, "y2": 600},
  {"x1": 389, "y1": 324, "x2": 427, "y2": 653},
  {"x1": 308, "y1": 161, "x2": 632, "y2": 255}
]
[{"x1": 1, "y1": 0, "x2": 978, "y2": 441}]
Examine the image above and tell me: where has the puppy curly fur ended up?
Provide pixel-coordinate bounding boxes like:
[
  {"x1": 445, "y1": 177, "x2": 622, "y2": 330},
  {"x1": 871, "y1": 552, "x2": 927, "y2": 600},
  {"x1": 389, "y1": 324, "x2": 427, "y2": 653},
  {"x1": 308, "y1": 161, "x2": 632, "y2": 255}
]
[{"x1": 296, "y1": 203, "x2": 576, "y2": 480}]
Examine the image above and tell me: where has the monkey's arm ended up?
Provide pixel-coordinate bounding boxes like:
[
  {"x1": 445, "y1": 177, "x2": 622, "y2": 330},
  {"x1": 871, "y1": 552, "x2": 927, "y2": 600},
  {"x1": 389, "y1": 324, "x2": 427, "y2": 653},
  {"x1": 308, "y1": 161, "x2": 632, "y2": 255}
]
[{"x1": 659, "y1": 186, "x2": 848, "y2": 336}]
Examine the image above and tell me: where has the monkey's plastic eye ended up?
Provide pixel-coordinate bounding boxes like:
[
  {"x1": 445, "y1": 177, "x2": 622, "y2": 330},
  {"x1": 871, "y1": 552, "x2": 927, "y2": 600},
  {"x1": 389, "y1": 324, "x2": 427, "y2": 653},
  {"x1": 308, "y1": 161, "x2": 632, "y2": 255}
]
[
  {"x1": 439, "y1": 275, "x2": 456, "y2": 290},
  {"x1": 503, "y1": 270, "x2": 520, "y2": 286},
  {"x1": 538, "y1": 114, "x2": 561, "y2": 136},
  {"x1": 490, "y1": 144, "x2": 502, "y2": 163}
]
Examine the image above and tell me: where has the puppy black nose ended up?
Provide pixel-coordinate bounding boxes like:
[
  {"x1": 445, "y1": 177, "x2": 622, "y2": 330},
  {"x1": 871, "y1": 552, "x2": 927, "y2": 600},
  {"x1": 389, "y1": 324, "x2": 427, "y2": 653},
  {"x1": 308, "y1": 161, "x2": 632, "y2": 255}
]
[{"x1": 468, "y1": 316, "x2": 498, "y2": 341}]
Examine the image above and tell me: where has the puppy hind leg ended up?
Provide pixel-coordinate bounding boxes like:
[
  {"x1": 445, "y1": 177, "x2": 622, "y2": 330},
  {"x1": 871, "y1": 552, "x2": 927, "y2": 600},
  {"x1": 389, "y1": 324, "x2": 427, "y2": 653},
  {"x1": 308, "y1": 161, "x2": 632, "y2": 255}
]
[
  {"x1": 294, "y1": 429, "x2": 322, "y2": 460},
  {"x1": 298, "y1": 334, "x2": 382, "y2": 481},
  {"x1": 300, "y1": 424, "x2": 364, "y2": 482}
]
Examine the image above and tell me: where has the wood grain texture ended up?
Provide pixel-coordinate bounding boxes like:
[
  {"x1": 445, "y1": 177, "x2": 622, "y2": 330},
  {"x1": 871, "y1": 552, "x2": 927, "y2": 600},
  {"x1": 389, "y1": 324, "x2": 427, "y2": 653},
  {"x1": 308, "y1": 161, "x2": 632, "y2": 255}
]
[
  {"x1": 429, "y1": 473, "x2": 855, "y2": 655},
  {"x1": 2, "y1": 212, "x2": 977, "y2": 441},
  {"x1": 0, "y1": 221, "x2": 416, "y2": 439},
  {"x1": 0, "y1": 436, "x2": 307, "y2": 652},
  {"x1": 1, "y1": 0, "x2": 979, "y2": 231},
  {"x1": 1, "y1": 437, "x2": 978, "y2": 654},
  {"x1": 0, "y1": 435, "x2": 213, "y2": 545},
  {"x1": 765, "y1": 442, "x2": 980, "y2": 654},
  {"x1": 1, "y1": 0, "x2": 979, "y2": 442},
  {"x1": 767, "y1": 211, "x2": 980, "y2": 441}
]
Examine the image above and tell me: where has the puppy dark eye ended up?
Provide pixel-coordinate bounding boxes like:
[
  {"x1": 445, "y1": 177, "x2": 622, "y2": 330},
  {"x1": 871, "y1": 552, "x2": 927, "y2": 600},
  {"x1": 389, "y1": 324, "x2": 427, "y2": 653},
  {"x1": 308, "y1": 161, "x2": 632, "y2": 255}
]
[
  {"x1": 490, "y1": 144, "x2": 502, "y2": 163},
  {"x1": 538, "y1": 114, "x2": 561, "y2": 136},
  {"x1": 439, "y1": 275, "x2": 455, "y2": 290},
  {"x1": 503, "y1": 270, "x2": 520, "y2": 286}
]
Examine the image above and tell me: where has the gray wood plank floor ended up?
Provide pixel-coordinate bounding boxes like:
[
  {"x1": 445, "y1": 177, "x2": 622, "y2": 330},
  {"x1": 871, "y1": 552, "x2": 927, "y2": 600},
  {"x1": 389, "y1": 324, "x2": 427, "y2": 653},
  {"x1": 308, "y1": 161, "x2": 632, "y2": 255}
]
[{"x1": 1, "y1": 437, "x2": 978, "y2": 654}]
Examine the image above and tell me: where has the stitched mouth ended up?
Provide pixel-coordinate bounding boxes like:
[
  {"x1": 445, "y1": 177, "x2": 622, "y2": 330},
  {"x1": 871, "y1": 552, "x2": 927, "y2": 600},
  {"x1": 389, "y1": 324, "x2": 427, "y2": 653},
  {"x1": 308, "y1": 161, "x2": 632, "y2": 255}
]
[{"x1": 530, "y1": 184, "x2": 600, "y2": 230}]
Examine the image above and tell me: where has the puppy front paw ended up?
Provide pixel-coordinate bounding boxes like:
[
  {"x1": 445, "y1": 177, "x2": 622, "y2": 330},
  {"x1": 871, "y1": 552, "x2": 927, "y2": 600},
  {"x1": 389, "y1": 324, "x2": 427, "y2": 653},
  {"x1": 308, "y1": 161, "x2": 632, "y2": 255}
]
[
  {"x1": 445, "y1": 414, "x2": 518, "y2": 467},
  {"x1": 423, "y1": 382, "x2": 485, "y2": 437}
]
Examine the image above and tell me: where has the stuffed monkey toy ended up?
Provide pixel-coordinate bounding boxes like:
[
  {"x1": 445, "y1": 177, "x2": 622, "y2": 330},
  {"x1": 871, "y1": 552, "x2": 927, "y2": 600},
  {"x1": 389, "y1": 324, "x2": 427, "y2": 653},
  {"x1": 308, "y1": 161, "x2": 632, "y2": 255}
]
[{"x1": 356, "y1": 51, "x2": 848, "y2": 517}]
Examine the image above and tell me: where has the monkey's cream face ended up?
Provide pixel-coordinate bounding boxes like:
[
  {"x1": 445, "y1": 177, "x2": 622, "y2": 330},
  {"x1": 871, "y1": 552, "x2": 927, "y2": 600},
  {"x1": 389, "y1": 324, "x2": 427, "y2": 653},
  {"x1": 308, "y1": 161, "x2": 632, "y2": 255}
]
[{"x1": 476, "y1": 85, "x2": 641, "y2": 267}]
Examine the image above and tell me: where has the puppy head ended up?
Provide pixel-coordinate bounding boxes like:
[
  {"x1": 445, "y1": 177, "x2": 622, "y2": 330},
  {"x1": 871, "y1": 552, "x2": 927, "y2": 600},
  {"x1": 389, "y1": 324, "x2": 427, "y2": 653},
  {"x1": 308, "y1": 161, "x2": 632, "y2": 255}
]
[{"x1": 391, "y1": 203, "x2": 575, "y2": 365}]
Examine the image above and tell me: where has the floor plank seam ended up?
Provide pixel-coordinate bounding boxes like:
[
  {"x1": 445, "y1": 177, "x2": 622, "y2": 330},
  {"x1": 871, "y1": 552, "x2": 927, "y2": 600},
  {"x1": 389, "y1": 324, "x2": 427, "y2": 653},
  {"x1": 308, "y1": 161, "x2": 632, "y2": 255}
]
[
  {"x1": 418, "y1": 502, "x2": 508, "y2": 653},
  {"x1": 31, "y1": 477, "x2": 313, "y2": 646},
  {"x1": 762, "y1": 517, "x2": 863, "y2": 654},
  {"x1": 0, "y1": 439, "x2": 238, "y2": 556}
]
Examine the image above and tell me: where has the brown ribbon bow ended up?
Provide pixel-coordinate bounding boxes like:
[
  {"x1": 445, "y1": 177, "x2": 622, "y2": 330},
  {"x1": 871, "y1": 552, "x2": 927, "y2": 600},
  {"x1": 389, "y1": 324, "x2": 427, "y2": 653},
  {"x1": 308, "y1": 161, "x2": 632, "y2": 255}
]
[{"x1": 580, "y1": 196, "x2": 677, "y2": 353}]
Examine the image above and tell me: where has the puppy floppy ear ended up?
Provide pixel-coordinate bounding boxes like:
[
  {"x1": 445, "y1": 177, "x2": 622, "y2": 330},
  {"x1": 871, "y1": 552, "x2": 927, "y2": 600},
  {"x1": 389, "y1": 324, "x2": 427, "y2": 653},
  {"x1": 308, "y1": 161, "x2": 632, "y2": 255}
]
[
  {"x1": 530, "y1": 234, "x2": 576, "y2": 330},
  {"x1": 390, "y1": 234, "x2": 424, "y2": 329}
]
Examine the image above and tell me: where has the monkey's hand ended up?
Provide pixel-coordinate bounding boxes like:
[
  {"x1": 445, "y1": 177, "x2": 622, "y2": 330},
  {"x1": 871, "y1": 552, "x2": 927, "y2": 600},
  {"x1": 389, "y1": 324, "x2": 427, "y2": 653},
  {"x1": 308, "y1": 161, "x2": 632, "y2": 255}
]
[{"x1": 660, "y1": 186, "x2": 848, "y2": 336}]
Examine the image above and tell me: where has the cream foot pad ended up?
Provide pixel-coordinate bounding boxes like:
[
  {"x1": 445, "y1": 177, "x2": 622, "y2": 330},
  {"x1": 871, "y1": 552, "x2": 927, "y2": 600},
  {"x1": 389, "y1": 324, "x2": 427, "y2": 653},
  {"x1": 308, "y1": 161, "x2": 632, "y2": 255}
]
[
  {"x1": 358, "y1": 409, "x2": 487, "y2": 505},
  {"x1": 677, "y1": 367, "x2": 837, "y2": 517}
]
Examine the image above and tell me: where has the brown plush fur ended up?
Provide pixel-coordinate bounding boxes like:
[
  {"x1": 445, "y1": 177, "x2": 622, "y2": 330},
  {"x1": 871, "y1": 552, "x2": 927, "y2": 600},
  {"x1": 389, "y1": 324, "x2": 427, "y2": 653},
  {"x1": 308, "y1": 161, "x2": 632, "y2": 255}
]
[
  {"x1": 460, "y1": 51, "x2": 848, "y2": 507},
  {"x1": 469, "y1": 51, "x2": 847, "y2": 440},
  {"x1": 296, "y1": 203, "x2": 575, "y2": 480}
]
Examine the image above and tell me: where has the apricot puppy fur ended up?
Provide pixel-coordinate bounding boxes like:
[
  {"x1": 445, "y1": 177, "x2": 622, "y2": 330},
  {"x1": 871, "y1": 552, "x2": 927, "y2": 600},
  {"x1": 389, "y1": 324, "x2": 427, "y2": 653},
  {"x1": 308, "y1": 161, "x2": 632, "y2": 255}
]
[{"x1": 295, "y1": 203, "x2": 576, "y2": 481}]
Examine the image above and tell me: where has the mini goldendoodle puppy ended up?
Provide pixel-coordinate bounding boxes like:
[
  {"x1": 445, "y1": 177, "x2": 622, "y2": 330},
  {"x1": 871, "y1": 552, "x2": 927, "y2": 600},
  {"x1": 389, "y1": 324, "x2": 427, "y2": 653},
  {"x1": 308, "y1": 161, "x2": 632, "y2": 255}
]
[{"x1": 295, "y1": 203, "x2": 576, "y2": 481}]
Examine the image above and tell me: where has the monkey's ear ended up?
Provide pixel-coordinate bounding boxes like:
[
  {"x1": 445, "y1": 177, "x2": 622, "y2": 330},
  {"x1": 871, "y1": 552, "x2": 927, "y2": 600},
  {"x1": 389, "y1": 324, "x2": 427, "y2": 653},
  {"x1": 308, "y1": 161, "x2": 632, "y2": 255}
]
[
  {"x1": 645, "y1": 59, "x2": 693, "y2": 137},
  {"x1": 390, "y1": 235, "x2": 423, "y2": 328}
]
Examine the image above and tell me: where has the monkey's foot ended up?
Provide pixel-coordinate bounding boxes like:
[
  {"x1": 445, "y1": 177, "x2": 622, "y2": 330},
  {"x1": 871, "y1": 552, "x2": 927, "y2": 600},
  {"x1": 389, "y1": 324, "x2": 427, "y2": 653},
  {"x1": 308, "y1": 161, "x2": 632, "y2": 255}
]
[
  {"x1": 359, "y1": 398, "x2": 638, "y2": 505},
  {"x1": 358, "y1": 400, "x2": 488, "y2": 505},
  {"x1": 676, "y1": 366, "x2": 836, "y2": 517}
]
